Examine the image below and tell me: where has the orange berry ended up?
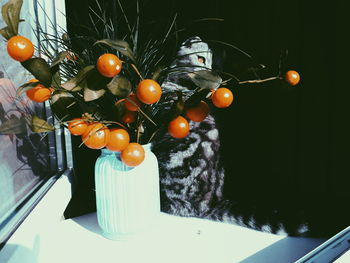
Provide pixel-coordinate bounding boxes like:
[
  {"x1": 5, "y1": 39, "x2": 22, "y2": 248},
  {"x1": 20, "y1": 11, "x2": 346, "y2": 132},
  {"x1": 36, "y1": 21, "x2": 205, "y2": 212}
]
[
  {"x1": 168, "y1": 116, "x2": 190, "y2": 139},
  {"x1": 285, "y1": 70, "x2": 300, "y2": 86},
  {"x1": 121, "y1": 143, "x2": 145, "y2": 167},
  {"x1": 7, "y1": 35, "x2": 34, "y2": 62},
  {"x1": 212, "y1": 88, "x2": 234, "y2": 108},
  {"x1": 121, "y1": 110, "x2": 137, "y2": 123},
  {"x1": 25, "y1": 79, "x2": 51, "y2": 103},
  {"x1": 136, "y1": 79, "x2": 162, "y2": 104},
  {"x1": 81, "y1": 123, "x2": 110, "y2": 149},
  {"x1": 106, "y1": 128, "x2": 130, "y2": 152},
  {"x1": 186, "y1": 101, "x2": 209, "y2": 122},
  {"x1": 96, "y1": 53, "x2": 122, "y2": 78},
  {"x1": 124, "y1": 93, "x2": 141, "y2": 111},
  {"x1": 68, "y1": 118, "x2": 88, "y2": 136}
]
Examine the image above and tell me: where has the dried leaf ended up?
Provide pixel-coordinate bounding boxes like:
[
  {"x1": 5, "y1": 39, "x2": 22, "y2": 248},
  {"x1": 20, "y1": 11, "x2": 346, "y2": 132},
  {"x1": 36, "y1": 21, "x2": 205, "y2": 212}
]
[
  {"x1": 16, "y1": 81, "x2": 39, "y2": 97},
  {"x1": 0, "y1": 115, "x2": 26, "y2": 134},
  {"x1": 188, "y1": 70, "x2": 222, "y2": 90},
  {"x1": 185, "y1": 89, "x2": 211, "y2": 108},
  {"x1": 84, "y1": 87, "x2": 106, "y2": 102},
  {"x1": 167, "y1": 91, "x2": 184, "y2": 120},
  {"x1": 61, "y1": 65, "x2": 95, "y2": 91},
  {"x1": 50, "y1": 91, "x2": 82, "y2": 122},
  {"x1": 1, "y1": 0, "x2": 23, "y2": 37},
  {"x1": 107, "y1": 75, "x2": 131, "y2": 97},
  {"x1": 0, "y1": 26, "x2": 12, "y2": 40},
  {"x1": 31, "y1": 115, "x2": 55, "y2": 133},
  {"x1": 151, "y1": 66, "x2": 163, "y2": 81},
  {"x1": 50, "y1": 51, "x2": 69, "y2": 68},
  {"x1": 113, "y1": 99, "x2": 126, "y2": 120},
  {"x1": 0, "y1": 102, "x2": 6, "y2": 122},
  {"x1": 21, "y1": 58, "x2": 52, "y2": 87},
  {"x1": 83, "y1": 68, "x2": 110, "y2": 101},
  {"x1": 51, "y1": 65, "x2": 61, "y2": 89},
  {"x1": 94, "y1": 39, "x2": 136, "y2": 62}
]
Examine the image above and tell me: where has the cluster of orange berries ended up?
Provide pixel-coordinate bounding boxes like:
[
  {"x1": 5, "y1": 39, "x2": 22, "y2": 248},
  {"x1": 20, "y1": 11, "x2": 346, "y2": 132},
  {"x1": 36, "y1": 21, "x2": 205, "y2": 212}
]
[
  {"x1": 6, "y1": 34, "x2": 300, "y2": 167},
  {"x1": 6, "y1": 35, "x2": 53, "y2": 102},
  {"x1": 68, "y1": 119, "x2": 145, "y2": 167},
  {"x1": 94, "y1": 53, "x2": 234, "y2": 138}
]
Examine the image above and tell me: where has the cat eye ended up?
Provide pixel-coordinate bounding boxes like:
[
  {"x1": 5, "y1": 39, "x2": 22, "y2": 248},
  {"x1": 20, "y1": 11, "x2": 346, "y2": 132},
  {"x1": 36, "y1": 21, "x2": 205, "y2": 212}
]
[{"x1": 197, "y1": 56, "x2": 205, "y2": 64}]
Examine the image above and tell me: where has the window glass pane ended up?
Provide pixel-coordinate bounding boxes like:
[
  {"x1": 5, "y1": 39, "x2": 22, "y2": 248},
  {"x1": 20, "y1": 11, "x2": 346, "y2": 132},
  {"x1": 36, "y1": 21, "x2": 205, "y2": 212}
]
[{"x1": 0, "y1": 0, "x2": 66, "y2": 245}]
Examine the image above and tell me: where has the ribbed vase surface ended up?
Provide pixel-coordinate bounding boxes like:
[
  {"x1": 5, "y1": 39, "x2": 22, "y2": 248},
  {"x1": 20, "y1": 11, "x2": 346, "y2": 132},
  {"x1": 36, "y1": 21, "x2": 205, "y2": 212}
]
[{"x1": 94, "y1": 144, "x2": 160, "y2": 240}]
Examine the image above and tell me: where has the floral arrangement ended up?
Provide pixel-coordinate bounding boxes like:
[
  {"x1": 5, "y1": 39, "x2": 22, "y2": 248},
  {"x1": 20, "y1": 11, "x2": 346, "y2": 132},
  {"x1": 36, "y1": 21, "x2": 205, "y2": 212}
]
[{"x1": 1, "y1": 0, "x2": 300, "y2": 167}]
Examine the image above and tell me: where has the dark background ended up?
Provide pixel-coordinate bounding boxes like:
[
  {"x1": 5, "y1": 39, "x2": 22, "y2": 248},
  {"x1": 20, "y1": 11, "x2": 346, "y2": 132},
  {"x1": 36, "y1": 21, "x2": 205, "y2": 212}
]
[{"x1": 64, "y1": 0, "x2": 349, "y2": 236}]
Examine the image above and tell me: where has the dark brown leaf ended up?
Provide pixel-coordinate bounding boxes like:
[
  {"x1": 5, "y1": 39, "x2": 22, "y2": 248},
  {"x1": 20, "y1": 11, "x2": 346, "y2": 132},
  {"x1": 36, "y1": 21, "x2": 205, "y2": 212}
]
[
  {"x1": 82, "y1": 68, "x2": 110, "y2": 101},
  {"x1": 167, "y1": 91, "x2": 184, "y2": 120},
  {"x1": 84, "y1": 87, "x2": 106, "y2": 102},
  {"x1": 21, "y1": 58, "x2": 52, "y2": 87},
  {"x1": 185, "y1": 89, "x2": 211, "y2": 108},
  {"x1": 113, "y1": 99, "x2": 126, "y2": 120},
  {"x1": 16, "y1": 81, "x2": 39, "y2": 97},
  {"x1": 1, "y1": 0, "x2": 23, "y2": 36},
  {"x1": 0, "y1": 115, "x2": 26, "y2": 134},
  {"x1": 107, "y1": 75, "x2": 131, "y2": 97},
  {"x1": 31, "y1": 115, "x2": 55, "y2": 133},
  {"x1": 50, "y1": 51, "x2": 69, "y2": 68},
  {"x1": 0, "y1": 102, "x2": 6, "y2": 122},
  {"x1": 51, "y1": 66, "x2": 61, "y2": 90},
  {"x1": 94, "y1": 39, "x2": 135, "y2": 62},
  {"x1": 0, "y1": 26, "x2": 13, "y2": 40},
  {"x1": 50, "y1": 91, "x2": 82, "y2": 122},
  {"x1": 151, "y1": 66, "x2": 163, "y2": 81},
  {"x1": 188, "y1": 70, "x2": 222, "y2": 90},
  {"x1": 61, "y1": 65, "x2": 94, "y2": 91}
]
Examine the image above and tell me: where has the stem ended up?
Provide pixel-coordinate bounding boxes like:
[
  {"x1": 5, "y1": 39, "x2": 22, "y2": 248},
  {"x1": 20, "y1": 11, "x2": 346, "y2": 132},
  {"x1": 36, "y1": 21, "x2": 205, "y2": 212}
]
[
  {"x1": 238, "y1": 76, "x2": 282, "y2": 85},
  {"x1": 130, "y1": 63, "x2": 144, "y2": 80}
]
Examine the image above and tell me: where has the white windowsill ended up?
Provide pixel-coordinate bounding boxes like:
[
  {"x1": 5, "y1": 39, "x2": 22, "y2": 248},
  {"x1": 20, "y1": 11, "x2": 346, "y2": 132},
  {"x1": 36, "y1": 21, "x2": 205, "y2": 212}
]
[
  {"x1": 0, "y1": 172, "x2": 326, "y2": 263},
  {"x1": 0, "y1": 173, "x2": 72, "y2": 263}
]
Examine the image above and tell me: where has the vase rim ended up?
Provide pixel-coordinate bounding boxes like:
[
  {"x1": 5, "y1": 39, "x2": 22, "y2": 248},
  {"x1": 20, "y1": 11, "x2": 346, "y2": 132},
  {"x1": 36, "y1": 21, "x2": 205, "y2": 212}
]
[{"x1": 101, "y1": 143, "x2": 152, "y2": 154}]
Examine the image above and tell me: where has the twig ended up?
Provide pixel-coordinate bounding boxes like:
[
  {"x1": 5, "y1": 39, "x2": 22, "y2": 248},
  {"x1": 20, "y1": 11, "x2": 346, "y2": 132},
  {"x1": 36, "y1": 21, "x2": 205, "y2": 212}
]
[
  {"x1": 238, "y1": 76, "x2": 282, "y2": 85},
  {"x1": 130, "y1": 63, "x2": 144, "y2": 80}
]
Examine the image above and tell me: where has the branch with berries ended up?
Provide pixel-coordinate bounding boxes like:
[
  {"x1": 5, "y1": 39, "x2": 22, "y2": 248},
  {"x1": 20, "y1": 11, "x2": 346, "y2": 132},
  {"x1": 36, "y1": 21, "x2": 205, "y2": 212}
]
[{"x1": 1, "y1": 0, "x2": 300, "y2": 168}]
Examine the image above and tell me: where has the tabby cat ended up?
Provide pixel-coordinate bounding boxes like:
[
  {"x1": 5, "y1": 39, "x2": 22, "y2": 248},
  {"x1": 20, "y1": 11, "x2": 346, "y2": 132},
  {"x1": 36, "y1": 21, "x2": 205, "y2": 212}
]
[{"x1": 151, "y1": 36, "x2": 312, "y2": 237}]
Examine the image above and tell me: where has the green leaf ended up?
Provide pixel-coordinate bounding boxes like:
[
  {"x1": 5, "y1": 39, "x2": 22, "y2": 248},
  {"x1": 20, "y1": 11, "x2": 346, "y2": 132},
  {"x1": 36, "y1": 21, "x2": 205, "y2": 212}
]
[
  {"x1": 16, "y1": 81, "x2": 40, "y2": 97},
  {"x1": 50, "y1": 51, "x2": 69, "y2": 68},
  {"x1": 107, "y1": 75, "x2": 131, "y2": 97},
  {"x1": 188, "y1": 70, "x2": 222, "y2": 90},
  {"x1": 94, "y1": 39, "x2": 136, "y2": 62},
  {"x1": 21, "y1": 58, "x2": 53, "y2": 87},
  {"x1": 61, "y1": 65, "x2": 95, "y2": 91},
  {"x1": 31, "y1": 115, "x2": 55, "y2": 133},
  {"x1": 0, "y1": 115, "x2": 26, "y2": 135},
  {"x1": 50, "y1": 91, "x2": 82, "y2": 122},
  {"x1": 1, "y1": 0, "x2": 23, "y2": 37}
]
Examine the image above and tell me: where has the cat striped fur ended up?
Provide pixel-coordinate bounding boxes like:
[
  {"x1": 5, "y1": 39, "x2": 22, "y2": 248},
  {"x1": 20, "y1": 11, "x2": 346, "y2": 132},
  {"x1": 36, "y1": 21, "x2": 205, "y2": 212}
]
[{"x1": 151, "y1": 36, "x2": 310, "y2": 237}]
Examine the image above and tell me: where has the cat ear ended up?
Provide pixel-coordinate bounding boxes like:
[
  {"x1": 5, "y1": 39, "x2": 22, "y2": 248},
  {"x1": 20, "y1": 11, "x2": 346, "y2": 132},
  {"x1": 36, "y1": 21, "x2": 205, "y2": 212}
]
[{"x1": 182, "y1": 36, "x2": 202, "y2": 47}]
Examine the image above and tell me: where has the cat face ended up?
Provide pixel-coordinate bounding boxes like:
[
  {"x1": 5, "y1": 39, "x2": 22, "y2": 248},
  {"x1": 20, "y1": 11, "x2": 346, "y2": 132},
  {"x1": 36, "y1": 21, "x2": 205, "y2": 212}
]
[
  {"x1": 171, "y1": 36, "x2": 213, "y2": 71},
  {"x1": 162, "y1": 36, "x2": 213, "y2": 93}
]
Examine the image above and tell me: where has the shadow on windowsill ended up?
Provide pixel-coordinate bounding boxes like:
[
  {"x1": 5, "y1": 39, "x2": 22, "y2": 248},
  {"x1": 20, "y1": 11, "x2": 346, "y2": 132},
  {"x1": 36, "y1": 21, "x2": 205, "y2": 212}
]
[{"x1": 71, "y1": 212, "x2": 102, "y2": 236}]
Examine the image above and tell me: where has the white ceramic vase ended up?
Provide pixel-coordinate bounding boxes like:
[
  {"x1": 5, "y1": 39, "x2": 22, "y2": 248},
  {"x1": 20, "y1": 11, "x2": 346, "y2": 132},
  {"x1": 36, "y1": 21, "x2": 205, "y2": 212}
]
[{"x1": 94, "y1": 143, "x2": 160, "y2": 240}]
